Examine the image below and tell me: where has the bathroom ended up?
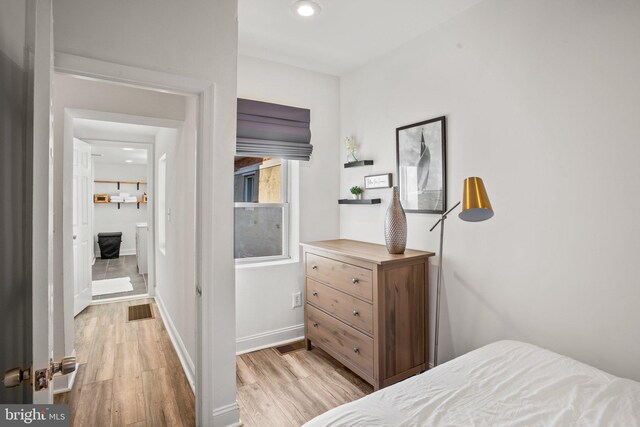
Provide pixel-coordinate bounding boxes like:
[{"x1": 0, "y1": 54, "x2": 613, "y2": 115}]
[{"x1": 89, "y1": 140, "x2": 151, "y2": 300}]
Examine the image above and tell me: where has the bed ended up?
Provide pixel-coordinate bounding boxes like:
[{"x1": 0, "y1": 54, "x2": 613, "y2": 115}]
[{"x1": 304, "y1": 340, "x2": 640, "y2": 426}]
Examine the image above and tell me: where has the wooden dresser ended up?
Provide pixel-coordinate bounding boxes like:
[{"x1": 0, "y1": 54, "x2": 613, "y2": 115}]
[{"x1": 301, "y1": 239, "x2": 434, "y2": 390}]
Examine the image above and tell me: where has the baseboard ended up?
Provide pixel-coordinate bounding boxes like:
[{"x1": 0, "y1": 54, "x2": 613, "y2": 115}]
[
  {"x1": 96, "y1": 248, "x2": 136, "y2": 257},
  {"x1": 154, "y1": 295, "x2": 195, "y2": 392},
  {"x1": 53, "y1": 350, "x2": 78, "y2": 395},
  {"x1": 211, "y1": 402, "x2": 241, "y2": 427},
  {"x1": 91, "y1": 293, "x2": 150, "y2": 305},
  {"x1": 236, "y1": 324, "x2": 304, "y2": 355}
]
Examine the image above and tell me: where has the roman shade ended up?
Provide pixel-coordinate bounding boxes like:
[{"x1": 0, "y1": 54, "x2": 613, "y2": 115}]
[{"x1": 236, "y1": 98, "x2": 313, "y2": 161}]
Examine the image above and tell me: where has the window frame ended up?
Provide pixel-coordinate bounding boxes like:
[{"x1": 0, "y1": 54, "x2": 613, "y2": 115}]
[{"x1": 234, "y1": 159, "x2": 290, "y2": 264}]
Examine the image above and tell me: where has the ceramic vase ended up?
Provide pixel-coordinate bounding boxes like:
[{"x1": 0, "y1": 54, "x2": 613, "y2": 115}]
[{"x1": 384, "y1": 186, "x2": 407, "y2": 254}]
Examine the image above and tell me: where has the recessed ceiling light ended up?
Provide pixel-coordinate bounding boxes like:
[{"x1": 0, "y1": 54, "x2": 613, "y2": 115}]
[
  {"x1": 122, "y1": 148, "x2": 134, "y2": 151},
  {"x1": 291, "y1": 0, "x2": 321, "y2": 17},
  {"x1": 125, "y1": 160, "x2": 133, "y2": 163}
]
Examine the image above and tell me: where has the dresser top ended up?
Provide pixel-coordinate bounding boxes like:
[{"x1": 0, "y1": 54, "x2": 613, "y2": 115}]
[{"x1": 301, "y1": 239, "x2": 435, "y2": 265}]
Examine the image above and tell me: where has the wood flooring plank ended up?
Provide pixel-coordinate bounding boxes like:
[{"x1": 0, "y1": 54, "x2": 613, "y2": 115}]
[
  {"x1": 57, "y1": 300, "x2": 195, "y2": 427},
  {"x1": 236, "y1": 355, "x2": 257, "y2": 386},
  {"x1": 75, "y1": 316, "x2": 97, "y2": 365},
  {"x1": 244, "y1": 348, "x2": 297, "y2": 385},
  {"x1": 112, "y1": 341, "x2": 146, "y2": 426},
  {"x1": 142, "y1": 368, "x2": 185, "y2": 427},
  {"x1": 137, "y1": 319, "x2": 166, "y2": 371},
  {"x1": 307, "y1": 370, "x2": 366, "y2": 405},
  {"x1": 59, "y1": 299, "x2": 371, "y2": 427},
  {"x1": 73, "y1": 379, "x2": 113, "y2": 427},
  {"x1": 83, "y1": 322, "x2": 116, "y2": 384},
  {"x1": 237, "y1": 346, "x2": 373, "y2": 426},
  {"x1": 164, "y1": 361, "x2": 196, "y2": 427},
  {"x1": 280, "y1": 351, "x2": 312, "y2": 380},
  {"x1": 237, "y1": 383, "x2": 296, "y2": 427},
  {"x1": 53, "y1": 362, "x2": 87, "y2": 426},
  {"x1": 335, "y1": 366, "x2": 375, "y2": 395},
  {"x1": 236, "y1": 387, "x2": 258, "y2": 427}
]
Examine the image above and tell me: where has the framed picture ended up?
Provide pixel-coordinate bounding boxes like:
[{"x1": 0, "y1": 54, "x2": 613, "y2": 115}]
[
  {"x1": 396, "y1": 116, "x2": 447, "y2": 213},
  {"x1": 364, "y1": 173, "x2": 392, "y2": 189}
]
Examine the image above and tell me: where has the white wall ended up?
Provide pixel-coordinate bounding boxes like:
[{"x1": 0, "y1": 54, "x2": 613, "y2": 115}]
[
  {"x1": 52, "y1": 74, "x2": 187, "y2": 386},
  {"x1": 235, "y1": 55, "x2": 340, "y2": 352},
  {"x1": 339, "y1": 0, "x2": 640, "y2": 381},
  {"x1": 93, "y1": 162, "x2": 148, "y2": 256},
  {"x1": 52, "y1": 1, "x2": 238, "y2": 421},
  {"x1": 153, "y1": 107, "x2": 197, "y2": 380},
  {"x1": 0, "y1": 0, "x2": 25, "y2": 67}
]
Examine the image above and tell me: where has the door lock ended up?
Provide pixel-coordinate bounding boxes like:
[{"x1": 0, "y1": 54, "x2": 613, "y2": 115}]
[
  {"x1": 51, "y1": 356, "x2": 76, "y2": 376},
  {"x1": 35, "y1": 356, "x2": 77, "y2": 391},
  {"x1": 2, "y1": 367, "x2": 30, "y2": 388},
  {"x1": 4, "y1": 356, "x2": 76, "y2": 391}
]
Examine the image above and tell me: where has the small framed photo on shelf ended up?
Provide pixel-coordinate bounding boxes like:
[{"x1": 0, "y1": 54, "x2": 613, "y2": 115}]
[
  {"x1": 396, "y1": 116, "x2": 447, "y2": 214},
  {"x1": 364, "y1": 173, "x2": 392, "y2": 189}
]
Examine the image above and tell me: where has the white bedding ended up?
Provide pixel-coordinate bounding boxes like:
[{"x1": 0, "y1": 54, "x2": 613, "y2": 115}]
[{"x1": 305, "y1": 340, "x2": 640, "y2": 426}]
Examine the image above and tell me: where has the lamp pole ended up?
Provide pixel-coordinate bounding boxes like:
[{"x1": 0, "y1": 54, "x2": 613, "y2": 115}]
[{"x1": 430, "y1": 200, "x2": 460, "y2": 367}]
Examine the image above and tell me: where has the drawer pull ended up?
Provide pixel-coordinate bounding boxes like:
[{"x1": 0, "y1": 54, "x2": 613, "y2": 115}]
[
  {"x1": 352, "y1": 278, "x2": 359, "y2": 284},
  {"x1": 353, "y1": 347, "x2": 360, "y2": 354},
  {"x1": 312, "y1": 291, "x2": 318, "y2": 297},
  {"x1": 312, "y1": 265, "x2": 318, "y2": 270},
  {"x1": 313, "y1": 322, "x2": 318, "y2": 328},
  {"x1": 353, "y1": 310, "x2": 359, "y2": 316}
]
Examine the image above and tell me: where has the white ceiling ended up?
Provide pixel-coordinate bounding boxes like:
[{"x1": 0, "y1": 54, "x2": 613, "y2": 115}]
[
  {"x1": 89, "y1": 141, "x2": 148, "y2": 165},
  {"x1": 238, "y1": 0, "x2": 484, "y2": 75},
  {"x1": 74, "y1": 118, "x2": 160, "y2": 143},
  {"x1": 74, "y1": 118, "x2": 162, "y2": 165}
]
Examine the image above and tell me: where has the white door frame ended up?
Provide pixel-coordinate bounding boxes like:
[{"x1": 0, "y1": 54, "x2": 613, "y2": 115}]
[
  {"x1": 31, "y1": 0, "x2": 54, "y2": 405},
  {"x1": 54, "y1": 52, "x2": 239, "y2": 425},
  {"x1": 62, "y1": 107, "x2": 176, "y2": 295}
]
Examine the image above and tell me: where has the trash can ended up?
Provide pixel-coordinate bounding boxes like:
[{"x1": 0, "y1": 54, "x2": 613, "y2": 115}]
[{"x1": 98, "y1": 232, "x2": 123, "y2": 259}]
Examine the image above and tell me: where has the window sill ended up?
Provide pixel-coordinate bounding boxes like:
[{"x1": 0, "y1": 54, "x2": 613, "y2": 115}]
[{"x1": 235, "y1": 257, "x2": 299, "y2": 270}]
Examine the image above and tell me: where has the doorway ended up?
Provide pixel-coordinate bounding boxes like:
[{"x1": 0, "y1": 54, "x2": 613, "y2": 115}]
[
  {"x1": 53, "y1": 72, "x2": 200, "y2": 422},
  {"x1": 88, "y1": 140, "x2": 151, "y2": 301}
]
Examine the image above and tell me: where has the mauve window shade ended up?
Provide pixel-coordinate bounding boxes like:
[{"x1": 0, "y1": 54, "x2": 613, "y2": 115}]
[{"x1": 236, "y1": 98, "x2": 313, "y2": 161}]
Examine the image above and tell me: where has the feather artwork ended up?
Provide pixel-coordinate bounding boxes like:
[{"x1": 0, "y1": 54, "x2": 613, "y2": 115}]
[{"x1": 416, "y1": 129, "x2": 430, "y2": 193}]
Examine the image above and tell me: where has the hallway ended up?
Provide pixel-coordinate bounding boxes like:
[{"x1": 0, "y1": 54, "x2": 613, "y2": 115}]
[{"x1": 55, "y1": 300, "x2": 195, "y2": 426}]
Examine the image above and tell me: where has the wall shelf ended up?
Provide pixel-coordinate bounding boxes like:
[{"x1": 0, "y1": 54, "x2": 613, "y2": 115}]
[
  {"x1": 94, "y1": 200, "x2": 147, "y2": 209},
  {"x1": 338, "y1": 198, "x2": 381, "y2": 205},
  {"x1": 94, "y1": 180, "x2": 148, "y2": 190},
  {"x1": 344, "y1": 160, "x2": 374, "y2": 168}
]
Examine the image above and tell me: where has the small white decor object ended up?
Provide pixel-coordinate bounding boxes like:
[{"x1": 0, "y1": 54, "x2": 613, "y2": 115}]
[{"x1": 344, "y1": 136, "x2": 359, "y2": 163}]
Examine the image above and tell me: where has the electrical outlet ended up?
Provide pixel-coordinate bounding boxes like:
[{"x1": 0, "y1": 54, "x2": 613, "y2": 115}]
[{"x1": 292, "y1": 291, "x2": 302, "y2": 308}]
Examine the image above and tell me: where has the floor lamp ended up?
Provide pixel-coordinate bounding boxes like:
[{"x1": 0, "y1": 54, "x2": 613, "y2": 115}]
[{"x1": 430, "y1": 177, "x2": 494, "y2": 366}]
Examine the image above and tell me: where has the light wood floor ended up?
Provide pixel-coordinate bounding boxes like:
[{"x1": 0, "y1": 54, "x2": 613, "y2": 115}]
[
  {"x1": 54, "y1": 299, "x2": 195, "y2": 427},
  {"x1": 57, "y1": 299, "x2": 372, "y2": 427},
  {"x1": 237, "y1": 345, "x2": 373, "y2": 426}
]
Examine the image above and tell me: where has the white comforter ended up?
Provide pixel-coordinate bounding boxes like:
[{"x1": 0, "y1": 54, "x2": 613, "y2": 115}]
[{"x1": 305, "y1": 340, "x2": 640, "y2": 426}]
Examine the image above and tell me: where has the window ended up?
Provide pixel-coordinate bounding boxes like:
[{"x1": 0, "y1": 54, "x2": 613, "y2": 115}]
[
  {"x1": 234, "y1": 157, "x2": 289, "y2": 262},
  {"x1": 158, "y1": 154, "x2": 167, "y2": 255}
]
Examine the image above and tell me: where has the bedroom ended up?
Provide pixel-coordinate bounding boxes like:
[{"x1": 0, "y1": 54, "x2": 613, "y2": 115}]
[
  {"x1": 233, "y1": 0, "x2": 640, "y2": 424},
  {"x1": 1, "y1": 0, "x2": 639, "y2": 425}
]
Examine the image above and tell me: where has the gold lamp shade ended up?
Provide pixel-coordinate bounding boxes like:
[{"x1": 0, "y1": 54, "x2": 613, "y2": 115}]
[{"x1": 458, "y1": 177, "x2": 493, "y2": 222}]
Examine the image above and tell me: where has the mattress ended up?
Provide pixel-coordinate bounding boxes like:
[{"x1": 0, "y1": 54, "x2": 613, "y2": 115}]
[{"x1": 304, "y1": 340, "x2": 640, "y2": 426}]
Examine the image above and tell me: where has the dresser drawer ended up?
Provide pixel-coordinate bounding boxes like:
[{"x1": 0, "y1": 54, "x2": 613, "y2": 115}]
[
  {"x1": 306, "y1": 278, "x2": 373, "y2": 336},
  {"x1": 306, "y1": 253, "x2": 373, "y2": 301},
  {"x1": 306, "y1": 304, "x2": 374, "y2": 376}
]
